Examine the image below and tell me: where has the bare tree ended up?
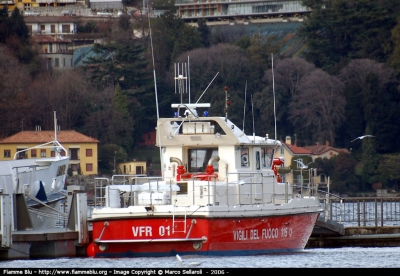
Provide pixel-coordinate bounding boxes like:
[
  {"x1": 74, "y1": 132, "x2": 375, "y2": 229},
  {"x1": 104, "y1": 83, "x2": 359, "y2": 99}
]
[
  {"x1": 289, "y1": 69, "x2": 346, "y2": 146},
  {"x1": 264, "y1": 57, "x2": 316, "y2": 98},
  {"x1": 0, "y1": 46, "x2": 30, "y2": 137}
]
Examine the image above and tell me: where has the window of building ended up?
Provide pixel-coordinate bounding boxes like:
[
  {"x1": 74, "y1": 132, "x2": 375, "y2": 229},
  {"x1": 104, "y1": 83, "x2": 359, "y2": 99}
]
[
  {"x1": 86, "y1": 149, "x2": 93, "y2": 157},
  {"x1": 31, "y1": 149, "x2": 37, "y2": 157},
  {"x1": 49, "y1": 43, "x2": 53, "y2": 53},
  {"x1": 62, "y1": 24, "x2": 70, "y2": 33},
  {"x1": 27, "y1": 25, "x2": 32, "y2": 34},
  {"x1": 51, "y1": 151, "x2": 55, "y2": 157},
  {"x1": 70, "y1": 58, "x2": 73, "y2": 67},
  {"x1": 41, "y1": 149, "x2": 46, "y2": 157},
  {"x1": 86, "y1": 163, "x2": 93, "y2": 172},
  {"x1": 280, "y1": 147, "x2": 284, "y2": 155},
  {"x1": 63, "y1": 58, "x2": 65, "y2": 67},
  {"x1": 4, "y1": 150, "x2": 11, "y2": 158},
  {"x1": 40, "y1": 25, "x2": 45, "y2": 31},
  {"x1": 55, "y1": 58, "x2": 59, "y2": 67},
  {"x1": 70, "y1": 148, "x2": 78, "y2": 160},
  {"x1": 51, "y1": 25, "x2": 55, "y2": 33},
  {"x1": 17, "y1": 149, "x2": 27, "y2": 159}
]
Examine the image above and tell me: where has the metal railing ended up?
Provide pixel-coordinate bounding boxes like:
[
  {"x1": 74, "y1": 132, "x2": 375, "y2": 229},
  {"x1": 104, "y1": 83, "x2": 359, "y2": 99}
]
[{"x1": 319, "y1": 195, "x2": 400, "y2": 227}]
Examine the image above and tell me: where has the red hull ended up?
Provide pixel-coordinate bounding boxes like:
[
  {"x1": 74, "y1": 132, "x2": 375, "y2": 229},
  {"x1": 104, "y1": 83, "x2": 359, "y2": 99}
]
[{"x1": 89, "y1": 213, "x2": 319, "y2": 257}]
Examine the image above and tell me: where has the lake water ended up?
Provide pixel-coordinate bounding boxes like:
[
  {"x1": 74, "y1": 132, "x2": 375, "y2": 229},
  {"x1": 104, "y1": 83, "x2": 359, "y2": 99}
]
[{"x1": 1, "y1": 247, "x2": 400, "y2": 268}]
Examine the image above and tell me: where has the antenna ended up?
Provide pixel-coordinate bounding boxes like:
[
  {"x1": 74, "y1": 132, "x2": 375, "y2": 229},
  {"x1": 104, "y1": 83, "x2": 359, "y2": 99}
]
[
  {"x1": 188, "y1": 56, "x2": 191, "y2": 103},
  {"x1": 195, "y1": 72, "x2": 219, "y2": 104},
  {"x1": 147, "y1": 2, "x2": 163, "y2": 178},
  {"x1": 272, "y1": 53, "x2": 277, "y2": 141},
  {"x1": 251, "y1": 94, "x2": 255, "y2": 141},
  {"x1": 242, "y1": 81, "x2": 247, "y2": 132}
]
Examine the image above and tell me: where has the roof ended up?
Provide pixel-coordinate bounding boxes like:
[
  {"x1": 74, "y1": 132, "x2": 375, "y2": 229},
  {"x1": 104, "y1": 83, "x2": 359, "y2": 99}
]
[
  {"x1": 303, "y1": 145, "x2": 350, "y2": 155},
  {"x1": 282, "y1": 143, "x2": 312, "y2": 155},
  {"x1": 0, "y1": 130, "x2": 100, "y2": 144},
  {"x1": 31, "y1": 35, "x2": 72, "y2": 43},
  {"x1": 24, "y1": 16, "x2": 79, "y2": 24}
]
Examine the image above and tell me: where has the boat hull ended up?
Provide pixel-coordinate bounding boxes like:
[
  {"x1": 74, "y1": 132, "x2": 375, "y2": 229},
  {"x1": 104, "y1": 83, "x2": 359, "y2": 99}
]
[{"x1": 89, "y1": 212, "x2": 319, "y2": 257}]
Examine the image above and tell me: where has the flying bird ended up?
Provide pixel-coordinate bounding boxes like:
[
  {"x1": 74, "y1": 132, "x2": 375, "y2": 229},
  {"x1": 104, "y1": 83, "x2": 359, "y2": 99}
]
[{"x1": 351, "y1": 135, "x2": 375, "y2": 142}]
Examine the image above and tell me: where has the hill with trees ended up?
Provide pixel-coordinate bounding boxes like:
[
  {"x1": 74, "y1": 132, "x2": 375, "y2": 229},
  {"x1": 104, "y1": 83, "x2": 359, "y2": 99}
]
[{"x1": 0, "y1": 0, "x2": 400, "y2": 192}]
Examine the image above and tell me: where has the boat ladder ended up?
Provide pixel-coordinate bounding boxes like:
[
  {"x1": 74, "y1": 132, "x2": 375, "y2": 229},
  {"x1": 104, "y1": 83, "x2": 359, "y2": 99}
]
[{"x1": 172, "y1": 205, "x2": 187, "y2": 234}]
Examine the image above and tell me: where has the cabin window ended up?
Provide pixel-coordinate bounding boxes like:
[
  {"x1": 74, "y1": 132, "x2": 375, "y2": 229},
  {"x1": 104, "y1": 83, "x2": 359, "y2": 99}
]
[
  {"x1": 188, "y1": 148, "x2": 218, "y2": 172},
  {"x1": 4, "y1": 150, "x2": 11, "y2": 158},
  {"x1": 241, "y1": 148, "x2": 249, "y2": 168},
  {"x1": 261, "y1": 148, "x2": 274, "y2": 168},
  {"x1": 256, "y1": 151, "x2": 260, "y2": 170}
]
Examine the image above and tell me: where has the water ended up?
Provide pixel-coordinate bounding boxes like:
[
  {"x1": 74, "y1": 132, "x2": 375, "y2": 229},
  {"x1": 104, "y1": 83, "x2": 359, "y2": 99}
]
[{"x1": 1, "y1": 247, "x2": 400, "y2": 268}]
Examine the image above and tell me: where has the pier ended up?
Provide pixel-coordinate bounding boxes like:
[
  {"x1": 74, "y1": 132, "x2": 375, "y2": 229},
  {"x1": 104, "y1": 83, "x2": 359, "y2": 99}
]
[
  {"x1": 307, "y1": 196, "x2": 400, "y2": 248},
  {"x1": 0, "y1": 186, "x2": 89, "y2": 260}
]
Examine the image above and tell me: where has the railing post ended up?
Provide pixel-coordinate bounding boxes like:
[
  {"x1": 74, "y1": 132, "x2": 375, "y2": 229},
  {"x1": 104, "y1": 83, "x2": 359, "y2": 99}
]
[
  {"x1": 381, "y1": 199, "x2": 383, "y2": 227},
  {"x1": 363, "y1": 200, "x2": 366, "y2": 227},
  {"x1": 324, "y1": 193, "x2": 329, "y2": 222},
  {"x1": 374, "y1": 198, "x2": 377, "y2": 227},
  {"x1": 357, "y1": 200, "x2": 360, "y2": 227}
]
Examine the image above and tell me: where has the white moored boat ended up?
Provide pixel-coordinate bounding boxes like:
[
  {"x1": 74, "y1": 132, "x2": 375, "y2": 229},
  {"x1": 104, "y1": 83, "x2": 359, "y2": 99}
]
[
  {"x1": 0, "y1": 112, "x2": 70, "y2": 231},
  {"x1": 87, "y1": 62, "x2": 323, "y2": 258}
]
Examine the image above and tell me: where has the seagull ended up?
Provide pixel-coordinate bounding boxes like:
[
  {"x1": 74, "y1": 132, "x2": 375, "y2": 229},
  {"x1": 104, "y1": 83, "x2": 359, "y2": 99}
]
[
  {"x1": 351, "y1": 135, "x2": 375, "y2": 142},
  {"x1": 176, "y1": 254, "x2": 202, "y2": 267}
]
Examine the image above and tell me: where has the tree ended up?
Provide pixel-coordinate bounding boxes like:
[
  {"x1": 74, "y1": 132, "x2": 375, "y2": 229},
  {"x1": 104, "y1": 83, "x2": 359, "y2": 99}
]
[
  {"x1": 258, "y1": 58, "x2": 317, "y2": 141},
  {"x1": 338, "y1": 59, "x2": 400, "y2": 152},
  {"x1": 197, "y1": 19, "x2": 210, "y2": 48},
  {"x1": 298, "y1": 0, "x2": 398, "y2": 73},
  {"x1": 0, "y1": 46, "x2": 30, "y2": 137},
  {"x1": 288, "y1": 69, "x2": 346, "y2": 146},
  {"x1": 361, "y1": 125, "x2": 379, "y2": 191},
  {"x1": 331, "y1": 152, "x2": 358, "y2": 194}
]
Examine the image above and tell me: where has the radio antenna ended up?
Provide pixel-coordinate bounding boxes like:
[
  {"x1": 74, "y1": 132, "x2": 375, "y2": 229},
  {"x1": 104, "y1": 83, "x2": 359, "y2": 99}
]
[
  {"x1": 272, "y1": 53, "x2": 277, "y2": 141},
  {"x1": 147, "y1": 2, "x2": 163, "y2": 177},
  {"x1": 242, "y1": 81, "x2": 247, "y2": 133}
]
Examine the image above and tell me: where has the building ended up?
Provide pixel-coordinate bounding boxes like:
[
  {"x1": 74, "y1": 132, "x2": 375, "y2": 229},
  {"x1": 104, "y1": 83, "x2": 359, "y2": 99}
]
[
  {"x1": 137, "y1": 130, "x2": 156, "y2": 147},
  {"x1": 303, "y1": 141, "x2": 350, "y2": 161},
  {"x1": 274, "y1": 135, "x2": 312, "y2": 185},
  {"x1": 117, "y1": 160, "x2": 147, "y2": 175},
  {"x1": 32, "y1": 35, "x2": 74, "y2": 70},
  {"x1": 24, "y1": 16, "x2": 78, "y2": 70},
  {"x1": 24, "y1": 16, "x2": 78, "y2": 36},
  {"x1": 175, "y1": 0, "x2": 310, "y2": 23},
  {"x1": 0, "y1": 129, "x2": 100, "y2": 176}
]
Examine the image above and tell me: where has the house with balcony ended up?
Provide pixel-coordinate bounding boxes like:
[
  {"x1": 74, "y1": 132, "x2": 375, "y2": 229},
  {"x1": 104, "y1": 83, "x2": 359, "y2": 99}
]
[
  {"x1": 0, "y1": 128, "x2": 100, "y2": 176},
  {"x1": 32, "y1": 35, "x2": 74, "y2": 70},
  {"x1": 24, "y1": 16, "x2": 78, "y2": 70},
  {"x1": 274, "y1": 136, "x2": 351, "y2": 192}
]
